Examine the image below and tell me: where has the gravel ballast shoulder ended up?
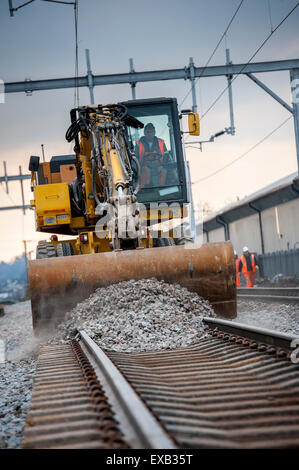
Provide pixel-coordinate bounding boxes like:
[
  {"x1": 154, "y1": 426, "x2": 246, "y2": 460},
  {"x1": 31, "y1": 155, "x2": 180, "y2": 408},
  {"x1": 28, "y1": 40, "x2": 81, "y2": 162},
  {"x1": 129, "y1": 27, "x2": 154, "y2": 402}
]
[
  {"x1": 236, "y1": 300, "x2": 299, "y2": 336},
  {"x1": 0, "y1": 359, "x2": 36, "y2": 448},
  {"x1": 0, "y1": 301, "x2": 38, "y2": 449}
]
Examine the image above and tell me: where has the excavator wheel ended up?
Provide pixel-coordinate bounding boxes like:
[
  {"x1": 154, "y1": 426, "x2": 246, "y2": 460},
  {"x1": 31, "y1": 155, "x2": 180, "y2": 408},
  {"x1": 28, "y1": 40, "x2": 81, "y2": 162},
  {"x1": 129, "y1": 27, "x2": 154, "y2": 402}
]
[
  {"x1": 36, "y1": 244, "x2": 56, "y2": 259},
  {"x1": 56, "y1": 243, "x2": 74, "y2": 257}
]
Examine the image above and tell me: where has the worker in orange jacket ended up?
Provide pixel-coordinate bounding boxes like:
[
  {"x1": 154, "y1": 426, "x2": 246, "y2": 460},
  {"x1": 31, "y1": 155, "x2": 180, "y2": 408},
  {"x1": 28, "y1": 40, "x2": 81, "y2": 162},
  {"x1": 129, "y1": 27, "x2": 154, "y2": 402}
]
[
  {"x1": 234, "y1": 250, "x2": 241, "y2": 287},
  {"x1": 238, "y1": 246, "x2": 259, "y2": 288},
  {"x1": 135, "y1": 123, "x2": 169, "y2": 188}
]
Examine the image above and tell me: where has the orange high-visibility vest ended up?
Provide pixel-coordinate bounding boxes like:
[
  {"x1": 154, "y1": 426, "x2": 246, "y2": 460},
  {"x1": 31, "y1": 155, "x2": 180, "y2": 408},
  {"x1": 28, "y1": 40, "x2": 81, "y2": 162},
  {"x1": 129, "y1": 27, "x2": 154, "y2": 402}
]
[
  {"x1": 136, "y1": 138, "x2": 165, "y2": 164},
  {"x1": 240, "y1": 254, "x2": 256, "y2": 274},
  {"x1": 235, "y1": 258, "x2": 241, "y2": 286}
]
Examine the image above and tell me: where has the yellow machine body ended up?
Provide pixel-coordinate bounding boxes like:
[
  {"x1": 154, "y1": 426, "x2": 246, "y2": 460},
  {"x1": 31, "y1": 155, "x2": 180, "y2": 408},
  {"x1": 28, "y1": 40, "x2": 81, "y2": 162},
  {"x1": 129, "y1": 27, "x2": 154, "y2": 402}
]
[
  {"x1": 34, "y1": 183, "x2": 71, "y2": 228},
  {"x1": 28, "y1": 99, "x2": 236, "y2": 333}
]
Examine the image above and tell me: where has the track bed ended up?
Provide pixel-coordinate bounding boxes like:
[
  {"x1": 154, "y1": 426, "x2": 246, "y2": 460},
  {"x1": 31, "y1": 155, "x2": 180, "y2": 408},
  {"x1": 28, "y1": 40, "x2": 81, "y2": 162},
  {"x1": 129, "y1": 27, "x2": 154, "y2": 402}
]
[{"x1": 22, "y1": 319, "x2": 299, "y2": 449}]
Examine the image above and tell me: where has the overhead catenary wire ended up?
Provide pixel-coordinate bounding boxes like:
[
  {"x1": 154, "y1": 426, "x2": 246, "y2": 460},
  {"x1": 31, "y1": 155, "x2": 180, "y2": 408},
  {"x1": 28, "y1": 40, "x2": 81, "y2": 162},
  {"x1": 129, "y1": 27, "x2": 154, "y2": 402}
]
[
  {"x1": 41, "y1": 0, "x2": 75, "y2": 4},
  {"x1": 179, "y1": 0, "x2": 245, "y2": 110},
  {"x1": 186, "y1": 145, "x2": 203, "y2": 150},
  {"x1": 8, "y1": 1, "x2": 80, "y2": 106},
  {"x1": 42, "y1": 1, "x2": 81, "y2": 108},
  {"x1": 9, "y1": 0, "x2": 77, "y2": 14},
  {"x1": 73, "y1": 0, "x2": 79, "y2": 107},
  {"x1": 199, "y1": 2, "x2": 299, "y2": 122},
  {"x1": 192, "y1": 115, "x2": 292, "y2": 185},
  {"x1": 267, "y1": 0, "x2": 274, "y2": 33}
]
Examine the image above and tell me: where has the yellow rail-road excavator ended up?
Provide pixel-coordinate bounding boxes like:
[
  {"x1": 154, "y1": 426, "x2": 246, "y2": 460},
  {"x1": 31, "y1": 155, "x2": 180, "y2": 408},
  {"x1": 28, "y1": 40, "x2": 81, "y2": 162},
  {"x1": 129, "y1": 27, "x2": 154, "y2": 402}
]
[{"x1": 27, "y1": 97, "x2": 236, "y2": 333}]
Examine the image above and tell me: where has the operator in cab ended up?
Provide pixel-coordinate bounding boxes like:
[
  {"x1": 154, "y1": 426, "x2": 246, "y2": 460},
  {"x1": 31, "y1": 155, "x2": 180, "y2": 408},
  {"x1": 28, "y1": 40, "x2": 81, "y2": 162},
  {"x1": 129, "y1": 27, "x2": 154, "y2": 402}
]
[{"x1": 135, "y1": 123, "x2": 170, "y2": 188}]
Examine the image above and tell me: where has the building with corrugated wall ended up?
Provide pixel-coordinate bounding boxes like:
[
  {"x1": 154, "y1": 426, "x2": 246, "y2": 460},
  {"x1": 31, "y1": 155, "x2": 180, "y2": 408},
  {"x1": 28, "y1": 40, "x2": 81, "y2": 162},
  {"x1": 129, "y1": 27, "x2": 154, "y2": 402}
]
[{"x1": 201, "y1": 173, "x2": 299, "y2": 278}]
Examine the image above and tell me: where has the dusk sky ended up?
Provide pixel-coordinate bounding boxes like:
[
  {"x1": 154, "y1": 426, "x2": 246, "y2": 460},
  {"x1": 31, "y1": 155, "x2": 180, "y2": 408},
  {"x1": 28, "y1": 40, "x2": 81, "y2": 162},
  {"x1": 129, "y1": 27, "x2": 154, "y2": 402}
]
[{"x1": 0, "y1": 0, "x2": 298, "y2": 261}]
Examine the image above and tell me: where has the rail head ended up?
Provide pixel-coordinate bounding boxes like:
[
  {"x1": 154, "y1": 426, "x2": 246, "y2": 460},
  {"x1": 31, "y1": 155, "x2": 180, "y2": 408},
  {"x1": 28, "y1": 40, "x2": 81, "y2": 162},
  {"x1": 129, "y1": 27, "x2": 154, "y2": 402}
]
[
  {"x1": 203, "y1": 317, "x2": 299, "y2": 352},
  {"x1": 78, "y1": 330, "x2": 177, "y2": 449},
  {"x1": 237, "y1": 286, "x2": 299, "y2": 304}
]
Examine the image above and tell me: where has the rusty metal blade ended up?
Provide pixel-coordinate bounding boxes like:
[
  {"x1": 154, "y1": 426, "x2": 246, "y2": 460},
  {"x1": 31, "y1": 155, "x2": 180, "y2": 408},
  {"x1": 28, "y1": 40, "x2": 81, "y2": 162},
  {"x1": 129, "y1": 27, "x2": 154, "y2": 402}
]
[{"x1": 28, "y1": 242, "x2": 236, "y2": 332}]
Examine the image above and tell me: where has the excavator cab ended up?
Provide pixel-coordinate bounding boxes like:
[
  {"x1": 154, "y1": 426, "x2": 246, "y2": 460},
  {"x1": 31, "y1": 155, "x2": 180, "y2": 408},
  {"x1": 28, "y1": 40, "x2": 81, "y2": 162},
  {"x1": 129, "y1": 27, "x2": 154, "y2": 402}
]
[{"x1": 123, "y1": 98, "x2": 187, "y2": 205}]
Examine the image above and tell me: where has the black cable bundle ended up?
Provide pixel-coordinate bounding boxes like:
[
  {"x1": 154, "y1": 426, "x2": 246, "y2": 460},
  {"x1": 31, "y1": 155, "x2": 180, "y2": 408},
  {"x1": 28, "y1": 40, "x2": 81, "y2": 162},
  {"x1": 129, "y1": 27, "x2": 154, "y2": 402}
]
[{"x1": 65, "y1": 119, "x2": 82, "y2": 142}]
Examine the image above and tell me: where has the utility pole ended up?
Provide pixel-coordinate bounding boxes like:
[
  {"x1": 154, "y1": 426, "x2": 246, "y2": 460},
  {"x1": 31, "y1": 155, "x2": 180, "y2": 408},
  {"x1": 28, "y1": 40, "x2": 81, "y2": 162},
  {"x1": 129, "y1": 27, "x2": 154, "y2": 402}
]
[
  {"x1": 226, "y1": 49, "x2": 235, "y2": 135},
  {"x1": 19, "y1": 166, "x2": 25, "y2": 215},
  {"x1": 85, "y1": 49, "x2": 95, "y2": 105},
  {"x1": 186, "y1": 161, "x2": 196, "y2": 242},
  {"x1": 3, "y1": 161, "x2": 8, "y2": 193},
  {"x1": 23, "y1": 240, "x2": 29, "y2": 284},
  {"x1": 8, "y1": 0, "x2": 14, "y2": 16},
  {"x1": 23, "y1": 240, "x2": 28, "y2": 264},
  {"x1": 129, "y1": 58, "x2": 136, "y2": 100},
  {"x1": 0, "y1": 162, "x2": 31, "y2": 212},
  {"x1": 291, "y1": 69, "x2": 299, "y2": 172},
  {"x1": 41, "y1": 144, "x2": 45, "y2": 162},
  {"x1": 189, "y1": 57, "x2": 197, "y2": 114}
]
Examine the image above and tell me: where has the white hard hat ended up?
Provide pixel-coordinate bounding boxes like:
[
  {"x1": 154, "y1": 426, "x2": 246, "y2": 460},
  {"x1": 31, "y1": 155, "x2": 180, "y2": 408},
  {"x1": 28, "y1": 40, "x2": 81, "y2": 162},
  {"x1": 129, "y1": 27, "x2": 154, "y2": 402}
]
[
  {"x1": 243, "y1": 246, "x2": 249, "y2": 252},
  {"x1": 234, "y1": 250, "x2": 237, "y2": 256}
]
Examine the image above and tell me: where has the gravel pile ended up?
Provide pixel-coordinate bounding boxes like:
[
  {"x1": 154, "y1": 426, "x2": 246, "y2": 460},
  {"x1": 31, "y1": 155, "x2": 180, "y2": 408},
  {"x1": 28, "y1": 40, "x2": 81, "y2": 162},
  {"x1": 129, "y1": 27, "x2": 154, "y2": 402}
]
[
  {"x1": 236, "y1": 300, "x2": 299, "y2": 336},
  {"x1": 0, "y1": 301, "x2": 38, "y2": 449},
  {"x1": 50, "y1": 278, "x2": 215, "y2": 352}
]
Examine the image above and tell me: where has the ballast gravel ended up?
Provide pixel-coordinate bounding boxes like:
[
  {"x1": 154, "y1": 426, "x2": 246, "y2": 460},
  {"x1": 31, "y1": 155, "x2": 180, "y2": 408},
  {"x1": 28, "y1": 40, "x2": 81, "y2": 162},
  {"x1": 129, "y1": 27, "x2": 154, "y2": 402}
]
[
  {"x1": 0, "y1": 301, "x2": 38, "y2": 449},
  {"x1": 0, "y1": 359, "x2": 36, "y2": 449},
  {"x1": 50, "y1": 278, "x2": 216, "y2": 352},
  {"x1": 236, "y1": 300, "x2": 299, "y2": 336},
  {"x1": 1, "y1": 282, "x2": 299, "y2": 449}
]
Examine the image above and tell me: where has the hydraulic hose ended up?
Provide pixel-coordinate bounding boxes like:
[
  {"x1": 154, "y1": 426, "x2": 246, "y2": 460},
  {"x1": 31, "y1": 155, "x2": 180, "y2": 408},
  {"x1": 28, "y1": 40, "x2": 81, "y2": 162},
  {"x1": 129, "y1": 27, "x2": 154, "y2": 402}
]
[
  {"x1": 91, "y1": 156, "x2": 101, "y2": 206},
  {"x1": 132, "y1": 154, "x2": 140, "y2": 195}
]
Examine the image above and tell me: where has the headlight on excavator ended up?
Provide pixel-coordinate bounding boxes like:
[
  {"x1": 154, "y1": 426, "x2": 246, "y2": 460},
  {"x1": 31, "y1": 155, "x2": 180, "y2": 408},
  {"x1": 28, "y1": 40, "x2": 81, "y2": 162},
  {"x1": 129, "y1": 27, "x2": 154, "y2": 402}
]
[{"x1": 79, "y1": 233, "x2": 89, "y2": 243}]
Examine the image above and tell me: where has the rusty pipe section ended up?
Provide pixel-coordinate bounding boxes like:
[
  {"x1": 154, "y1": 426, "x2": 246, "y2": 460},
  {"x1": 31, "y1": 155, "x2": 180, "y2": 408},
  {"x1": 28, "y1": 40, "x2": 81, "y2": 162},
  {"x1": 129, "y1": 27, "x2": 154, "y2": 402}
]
[{"x1": 28, "y1": 241, "x2": 236, "y2": 331}]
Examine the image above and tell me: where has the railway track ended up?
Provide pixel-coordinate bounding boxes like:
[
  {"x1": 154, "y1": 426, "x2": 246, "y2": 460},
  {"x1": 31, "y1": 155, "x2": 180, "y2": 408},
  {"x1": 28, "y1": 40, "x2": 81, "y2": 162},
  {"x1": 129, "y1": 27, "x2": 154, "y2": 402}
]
[
  {"x1": 238, "y1": 287, "x2": 299, "y2": 304},
  {"x1": 22, "y1": 319, "x2": 299, "y2": 449}
]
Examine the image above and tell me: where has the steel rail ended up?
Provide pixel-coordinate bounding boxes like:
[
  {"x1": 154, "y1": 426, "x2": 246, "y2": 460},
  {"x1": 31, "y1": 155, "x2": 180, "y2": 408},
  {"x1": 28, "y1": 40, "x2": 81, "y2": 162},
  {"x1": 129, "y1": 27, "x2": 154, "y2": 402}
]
[
  {"x1": 107, "y1": 326, "x2": 299, "y2": 449},
  {"x1": 202, "y1": 317, "x2": 299, "y2": 350},
  {"x1": 78, "y1": 330, "x2": 177, "y2": 449},
  {"x1": 237, "y1": 286, "x2": 299, "y2": 304},
  {"x1": 22, "y1": 343, "x2": 130, "y2": 449}
]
